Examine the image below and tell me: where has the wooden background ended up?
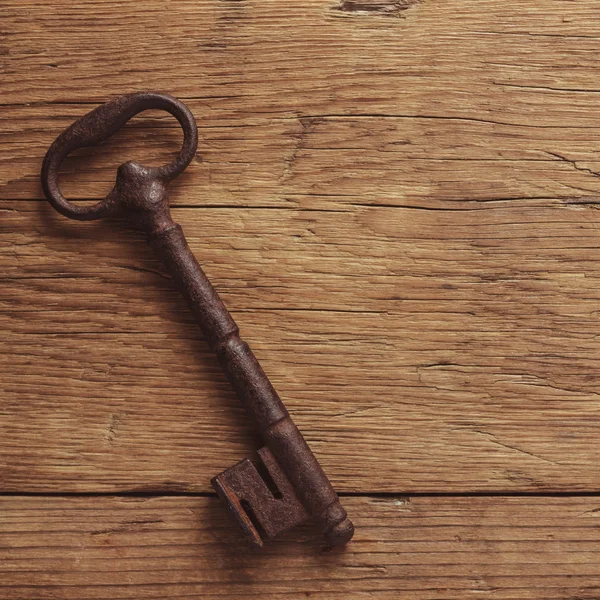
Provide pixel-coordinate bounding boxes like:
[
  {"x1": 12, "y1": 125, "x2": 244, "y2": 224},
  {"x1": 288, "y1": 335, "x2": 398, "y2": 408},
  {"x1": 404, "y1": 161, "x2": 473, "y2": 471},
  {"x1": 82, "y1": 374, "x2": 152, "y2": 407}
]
[{"x1": 2, "y1": 0, "x2": 600, "y2": 597}]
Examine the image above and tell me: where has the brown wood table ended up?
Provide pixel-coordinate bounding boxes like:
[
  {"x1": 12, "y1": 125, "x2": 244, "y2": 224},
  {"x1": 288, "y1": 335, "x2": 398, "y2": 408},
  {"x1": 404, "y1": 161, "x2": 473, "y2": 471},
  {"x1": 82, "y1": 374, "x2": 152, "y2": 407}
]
[{"x1": 2, "y1": 1, "x2": 600, "y2": 597}]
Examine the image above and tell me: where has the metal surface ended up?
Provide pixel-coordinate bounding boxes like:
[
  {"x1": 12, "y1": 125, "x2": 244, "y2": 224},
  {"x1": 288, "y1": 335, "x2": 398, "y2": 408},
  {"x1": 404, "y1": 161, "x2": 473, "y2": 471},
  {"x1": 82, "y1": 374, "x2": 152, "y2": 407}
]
[{"x1": 41, "y1": 91, "x2": 354, "y2": 549}]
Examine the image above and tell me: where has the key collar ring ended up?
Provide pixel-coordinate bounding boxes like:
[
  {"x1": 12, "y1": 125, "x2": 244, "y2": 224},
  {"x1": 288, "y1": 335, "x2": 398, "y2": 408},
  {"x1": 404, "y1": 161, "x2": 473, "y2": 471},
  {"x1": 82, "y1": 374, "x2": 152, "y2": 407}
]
[{"x1": 41, "y1": 91, "x2": 198, "y2": 223}]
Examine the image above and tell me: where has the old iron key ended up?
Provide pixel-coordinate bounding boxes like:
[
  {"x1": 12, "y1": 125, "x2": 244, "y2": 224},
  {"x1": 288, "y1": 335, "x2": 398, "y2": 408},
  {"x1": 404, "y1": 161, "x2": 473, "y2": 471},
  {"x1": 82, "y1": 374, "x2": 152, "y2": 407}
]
[{"x1": 41, "y1": 92, "x2": 354, "y2": 548}]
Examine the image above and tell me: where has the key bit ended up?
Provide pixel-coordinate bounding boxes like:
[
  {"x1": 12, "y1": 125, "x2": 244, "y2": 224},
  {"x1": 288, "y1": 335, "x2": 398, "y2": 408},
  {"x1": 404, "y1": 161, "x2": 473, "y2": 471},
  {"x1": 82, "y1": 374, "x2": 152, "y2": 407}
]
[
  {"x1": 41, "y1": 91, "x2": 354, "y2": 548},
  {"x1": 212, "y1": 447, "x2": 308, "y2": 548}
]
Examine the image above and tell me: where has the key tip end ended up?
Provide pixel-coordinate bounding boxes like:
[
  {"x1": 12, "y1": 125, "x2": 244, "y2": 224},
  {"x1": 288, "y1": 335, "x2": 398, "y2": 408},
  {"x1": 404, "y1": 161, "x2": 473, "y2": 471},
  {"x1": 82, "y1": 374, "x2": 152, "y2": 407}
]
[{"x1": 325, "y1": 517, "x2": 354, "y2": 547}]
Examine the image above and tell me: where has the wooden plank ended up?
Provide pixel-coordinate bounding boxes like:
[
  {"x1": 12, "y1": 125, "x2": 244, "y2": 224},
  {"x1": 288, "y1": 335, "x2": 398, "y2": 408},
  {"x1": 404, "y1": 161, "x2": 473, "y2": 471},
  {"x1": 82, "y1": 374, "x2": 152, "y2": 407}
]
[
  {"x1": 4, "y1": 108, "x2": 600, "y2": 205},
  {"x1": 2, "y1": 199, "x2": 600, "y2": 492},
  {"x1": 1, "y1": 495, "x2": 600, "y2": 599},
  {"x1": 2, "y1": 0, "x2": 600, "y2": 122}
]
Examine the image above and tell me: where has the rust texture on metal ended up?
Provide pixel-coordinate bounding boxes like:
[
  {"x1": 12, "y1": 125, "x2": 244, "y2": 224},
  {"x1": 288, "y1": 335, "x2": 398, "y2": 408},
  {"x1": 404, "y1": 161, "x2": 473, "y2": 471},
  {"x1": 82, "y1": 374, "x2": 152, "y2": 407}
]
[{"x1": 41, "y1": 91, "x2": 354, "y2": 549}]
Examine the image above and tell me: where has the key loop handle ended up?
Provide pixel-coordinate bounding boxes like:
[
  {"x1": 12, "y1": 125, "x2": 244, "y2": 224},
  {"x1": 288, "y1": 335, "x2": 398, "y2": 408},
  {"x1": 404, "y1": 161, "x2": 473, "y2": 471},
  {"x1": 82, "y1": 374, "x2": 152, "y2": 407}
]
[{"x1": 41, "y1": 92, "x2": 198, "y2": 221}]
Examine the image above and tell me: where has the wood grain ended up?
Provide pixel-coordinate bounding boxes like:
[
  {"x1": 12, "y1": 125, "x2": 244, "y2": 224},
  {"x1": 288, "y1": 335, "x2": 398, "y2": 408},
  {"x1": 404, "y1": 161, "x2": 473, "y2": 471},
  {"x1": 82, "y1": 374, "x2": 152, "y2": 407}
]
[
  {"x1": 2, "y1": 198, "x2": 600, "y2": 493},
  {"x1": 3, "y1": 0, "x2": 600, "y2": 596},
  {"x1": 3, "y1": 0, "x2": 600, "y2": 494},
  {"x1": 2, "y1": 495, "x2": 600, "y2": 599}
]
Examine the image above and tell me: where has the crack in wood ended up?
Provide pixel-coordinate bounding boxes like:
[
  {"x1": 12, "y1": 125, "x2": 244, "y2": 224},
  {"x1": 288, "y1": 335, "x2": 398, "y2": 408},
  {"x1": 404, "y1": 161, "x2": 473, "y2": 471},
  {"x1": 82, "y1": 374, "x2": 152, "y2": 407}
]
[
  {"x1": 335, "y1": 0, "x2": 421, "y2": 17},
  {"x1": 90, "y1": 518, "x2": 164, "y2": 535}
]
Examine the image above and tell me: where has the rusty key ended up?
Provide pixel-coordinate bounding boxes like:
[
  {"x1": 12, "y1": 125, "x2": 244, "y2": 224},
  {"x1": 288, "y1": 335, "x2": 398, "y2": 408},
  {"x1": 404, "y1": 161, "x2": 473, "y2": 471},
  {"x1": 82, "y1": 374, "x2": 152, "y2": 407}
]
[{"x1": 41, "y1": 92, "x2": 354, "y2": 548}]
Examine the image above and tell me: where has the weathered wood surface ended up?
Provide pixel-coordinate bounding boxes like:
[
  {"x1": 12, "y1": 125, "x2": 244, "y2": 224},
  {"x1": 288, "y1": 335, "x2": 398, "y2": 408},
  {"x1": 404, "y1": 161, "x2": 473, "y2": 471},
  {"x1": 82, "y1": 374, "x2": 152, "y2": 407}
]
[
  {"x1": 2, "y1": 0, "x2": 600, "y2": 596},
  {"x1": 2, "y1": 495, "x2": 600, "y2": 599},
  {"x1": 3, "y1": 1, "x2": 600, "y2": 494},
  {"x1": 3, "y1": 198, "x2": 600, "y2": 493}
]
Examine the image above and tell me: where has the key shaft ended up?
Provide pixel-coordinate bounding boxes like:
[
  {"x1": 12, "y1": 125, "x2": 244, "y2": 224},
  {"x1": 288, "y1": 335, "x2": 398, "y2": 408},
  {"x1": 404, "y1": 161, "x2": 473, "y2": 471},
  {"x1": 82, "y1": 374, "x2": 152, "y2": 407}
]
[{"x1": 149, "y1": 215, "x2": 353, "y2": 547}]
